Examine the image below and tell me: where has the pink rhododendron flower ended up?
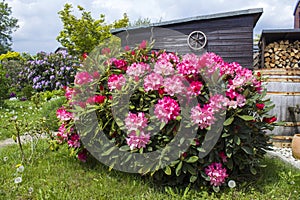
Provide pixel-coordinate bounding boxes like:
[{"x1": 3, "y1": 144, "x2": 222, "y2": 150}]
[
  {"x1": 139, "y1": 40, "x2": 147, "y2": 49},
  {"x1": 92, "y1": 71, "x2": 100, "y2": 79},
  {"x1": 154, "y1": 96, "x2": 180, "y2": 123},
  {"x1": 219, "y1": 152, "x2": 228, "y2": 163},
  {"x1": 57, "y1": 123, "x2": 69, "y2": 141},
  {"x1": 82, "y1": 52, "x2": 88, "y2": 59},
  {"x1": 143, "y1": 73, "x2": 164, "y2": 92},
  {"x1": 157, "y1": 52, "x2": 180, "y2": 64},
  {"x1": 205, "y1": 162, "x2": 228, "y2": 186},
  {"x1": 64, "y1": 86, "x2": 75, "y2": 100},
  {"x1": 68, "y1": 134, "x2": 81, "y2": 148},
  {"x1": 188, "y1": 81, "x2": 203, "y2": 96},
  {"x1": 226, "y1": 94, "x2": 246, "y2": 109},
  {"x1": 126, "y1": 62, "x2": 150, "y2": 81},
  {"x1": 263, "y1": 116, "x2": 277, "y2": 124},
  {"x1": 77, "y1": 149, "x2": 88, "y2": 162},
  {"x1": 126, "y1": 131, "x2": 150, "y2": 150},
  {"x1": 101, "y1": 47, "x2": 111, "y2": 55},
  {"x1": 86, "y1": 95, "x2": 106, "y2": 105},
  {"x1": 113, "y1": 59, "x2": 127, "y2": 71},
  {"x1": 209, "y1": 94, "x2": 228, "y2": 112},
  {"x1": 74, "y1": 72, "x2": 93, "y2": 85},
  {"x1": 108, "y1": 74, "x2": 126, "y2": 91},
  {"x1": 124, "y1": 46, "x2": 130, "y2": 51},
  {"x1": 125, "y1": 112, "x2": 148, "y2": 133},
  {"x1": 154, "y1": 58, "x2": 175, "y2": 76},
  {"x1": 163, "y1": 75, "x2": 186, "y2": 96},
  {"x1": 236, "y1": 94, "x2": 246, "y2": 108},
  {"x1": 226, "y1": 88, "x2": 238, "y2": 100},
  {"x1": 177, "y1": 54, "x2": 200, "y2": 75},
  {"x1": 256, "y1": 103, "x2": 265, "y2": 110},
  {"x1": 191, "y1": 104, "x2": 215, "y2": 129},
  {"x1": 56, "y1": 107, "x2": 73, "y2": 121}
]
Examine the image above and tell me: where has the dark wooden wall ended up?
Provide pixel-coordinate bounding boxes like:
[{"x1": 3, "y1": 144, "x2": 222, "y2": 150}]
[{"x1": 115, "y1": 15, "x2": 255, "y2": 69}]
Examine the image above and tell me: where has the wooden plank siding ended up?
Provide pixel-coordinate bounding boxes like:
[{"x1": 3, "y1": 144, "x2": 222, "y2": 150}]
[{"x1": 112, "y1": 9, "x2": 262, "y2": 69}]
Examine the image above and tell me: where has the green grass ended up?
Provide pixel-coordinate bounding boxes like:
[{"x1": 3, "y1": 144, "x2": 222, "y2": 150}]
[
  {"x1": 0, "y1": 98, "x2": 63, "y2": 140},
  {"x1": 0, "y1": 100, "x2": 37, "y2": 140},
  {"x1": 1, "y1": 99, "x2": 300, "y2": 199},
  {"x1": 0, "y1": 140, "x2": 299, "y2": 200}
]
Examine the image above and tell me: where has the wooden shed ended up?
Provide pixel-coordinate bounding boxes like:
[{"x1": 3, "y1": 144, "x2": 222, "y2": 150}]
[{"x1": 112, "y1": 8, "x2": 262, "y2": 69}]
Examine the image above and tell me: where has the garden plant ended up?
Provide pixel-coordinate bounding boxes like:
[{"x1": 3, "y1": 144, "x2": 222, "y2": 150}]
[{"x1": 54, "y1": 39, "x2": 278, "y2": 192}]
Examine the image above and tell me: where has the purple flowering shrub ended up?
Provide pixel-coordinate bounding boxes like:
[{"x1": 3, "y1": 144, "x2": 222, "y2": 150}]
[
  {"x1": 54, "y1": 41, "x2": 276, "y2": 191},
  {"x1": 20, "y1": 50, "x2": 80, "y2": 92}
]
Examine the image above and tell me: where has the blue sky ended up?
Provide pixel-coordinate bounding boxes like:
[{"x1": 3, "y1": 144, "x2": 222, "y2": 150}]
[{"x1": 8, "y1": 0, "x2": 298, "y2": 54}]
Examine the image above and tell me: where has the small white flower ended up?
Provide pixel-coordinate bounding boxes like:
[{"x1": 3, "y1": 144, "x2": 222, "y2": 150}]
[
  {"x1": 14, "y1": 177, "x2": 22, "y2": 184},
  {"x1": 17, "y1": 165, "x2": 25, "y2": 173},
  {"x1": 11, "y1": 116, "x2": 18, "y2": 121},
  {"x1": 228, "y1": 180, "x2": 236, "y2": 188},
  {"x1": 28, "y1": 187, "x2": 34, "y2": 193},
  {"x1": 3, "y1": 157, "x2": 8, "y2": 162}
]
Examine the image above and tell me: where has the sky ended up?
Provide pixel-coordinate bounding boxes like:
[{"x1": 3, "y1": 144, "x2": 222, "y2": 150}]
[{"x1": 8, "y1": 0, "x2": 299, "y2": 55}]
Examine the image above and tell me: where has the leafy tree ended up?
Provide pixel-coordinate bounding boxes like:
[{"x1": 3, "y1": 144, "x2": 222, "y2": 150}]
[
  {"x1": 0, "y1": 0, "x2": 19, "y2": 54},
  {"x1": 129, "y1": 17, "x2": 151, "y2": 27},
  {"x1": 57, "y1": 4, "x2": 129, "y2": 56}
]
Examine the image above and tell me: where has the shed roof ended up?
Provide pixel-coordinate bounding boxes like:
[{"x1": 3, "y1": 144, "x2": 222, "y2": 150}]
[
  {"x1": 112, "y1": 8, "x2": 263, "y2": 34},
  {"x1": 294, "y1": 0, "x2": 300, "y2": 15},
  {"x1": 259, "y1": 29, "x2": 300, "y2": 44}
]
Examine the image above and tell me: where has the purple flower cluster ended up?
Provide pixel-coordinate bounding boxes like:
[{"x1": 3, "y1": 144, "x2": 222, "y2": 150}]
[{"x1": 21, "y1": 50, "x2": 80, "y2": 92}]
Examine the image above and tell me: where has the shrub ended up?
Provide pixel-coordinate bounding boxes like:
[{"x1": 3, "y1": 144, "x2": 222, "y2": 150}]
[
  {"x1": 0, "y1": 63, "x2": 10, "y2": 106},
  {"x1": 20, "y1": 50, "x2": 80, "y2": 92},
  {"x1": 54, "y1": 41, "x2": 276, "y2": 191},
  {"x1": 31, "y1": 90, "x2": 66, "y2": 131}
]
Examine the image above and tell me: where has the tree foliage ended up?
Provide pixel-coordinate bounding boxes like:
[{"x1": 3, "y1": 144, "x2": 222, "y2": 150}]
[
  {"x1": 0, "y1": 0, "x2": 19, "y2": 54},
  {"x1": 129, "y1": 17, "x2": 151, "y2": 27},
  {"x1": 57, "y1": 4, "x2": 129, "y2": 56}
]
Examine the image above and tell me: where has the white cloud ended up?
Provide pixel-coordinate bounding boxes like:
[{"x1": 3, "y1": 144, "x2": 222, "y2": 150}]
[{"x1": 8, "y1": 0, "x2": 298, "y2": 54}]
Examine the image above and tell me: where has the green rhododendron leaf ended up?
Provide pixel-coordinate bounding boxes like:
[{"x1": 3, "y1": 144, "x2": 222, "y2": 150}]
[
  {"x1": 250, "y1": 166, "x2": 257, "y2": 175},
  {"x1": 223, "y1": 117, "x2": 234, "y2": 126},
  {"x1": 185, "y1": 156, "x2": 199, "y2": 163},
  {"x1": 213, "y1": 186, "x2": 220, "y2": 193},
  {"x1": 190, "y1": 175, "x2": 198, "y2": 183},
  {"x1": 234, "y1": 135, "x2": 241, "y2": 145},
  {"x1": 241, "y1": 146, "x2": 254, "y2": 155},
  {"x1": 238, "y1": 115, "x2": 254, "y2": 121},
  {"x1": 176, "y1": 161, "x2": 183, "y2": 176},
  {"x1": 164, "y1": 166, "x2": 172, "y2": 175}
]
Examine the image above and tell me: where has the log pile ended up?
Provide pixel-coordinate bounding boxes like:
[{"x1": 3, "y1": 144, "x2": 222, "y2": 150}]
[{"x1": 263, "y1": 40, "x2": 300, "y2": 68}]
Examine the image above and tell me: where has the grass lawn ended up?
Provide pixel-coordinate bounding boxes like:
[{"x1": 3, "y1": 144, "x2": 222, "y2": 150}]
[
  {"x1": 1, "y1": 99, "x2": 300, "y2": 199},
  {"x1": 0, "y1": 98, "x2": 64, "y2": 141},
  {"x1": 0, "y1": 139, "x2": 299, "y2": 200}
]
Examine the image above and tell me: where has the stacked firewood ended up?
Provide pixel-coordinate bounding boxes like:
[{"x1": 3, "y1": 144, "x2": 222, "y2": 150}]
[{"x1": 263, "y1": 40, "x2": 300, "y2": 68}]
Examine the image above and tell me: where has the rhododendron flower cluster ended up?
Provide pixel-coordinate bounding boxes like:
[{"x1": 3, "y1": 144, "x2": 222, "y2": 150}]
[
  {"x1": 126, "y1": 62, "x2": 150, "y2": 80},
  {"x1": 143, "y1": 73, "x2": 164, "y2": 92},
  {"x1": 74, "y1": 71, "x2": 93, "y2": 85},
  {"x1": 154, "y1": 96, "x2": 180, "y2": 123},
  {"x1": 126, "y1": 131, "x2": 151, "y2": 150},
  {"x1": 86, "y1": 95, "x2": 106, "y2": 105},
  {"x1": 108, "y1": 74, "x2": 126, "y2": 91},
  {"x1": 205, "y1": 162, "x2": 228, "y2": 186},
  {"x1": 125, "y1": 112, "x2": 148, "y2": 133},
  {"x1": 124, "y1": 112, "x2": 150, "y2": 150},
  {"x1": 191, "y1": 104, "x2": 215, "y2": 129},
  {"x1": 56, "y1": 107, "x2": 73, "y2": 121}
]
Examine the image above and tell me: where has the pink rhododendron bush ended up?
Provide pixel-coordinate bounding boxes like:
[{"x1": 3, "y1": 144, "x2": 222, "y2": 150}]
[{"x1": 54, "y1": 41, "x2": 276, "y2": 191}]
